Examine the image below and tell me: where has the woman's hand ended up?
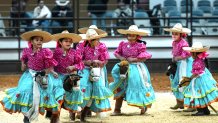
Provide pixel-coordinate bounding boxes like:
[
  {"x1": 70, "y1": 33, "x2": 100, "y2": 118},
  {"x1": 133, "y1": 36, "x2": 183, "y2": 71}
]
[
  {"x1": 172, "y1": 56, "x2": 183, "y2": 62},
  {"x1": 84, "y1": 60, "x2": 92, "y2": 66},
  {"x1": 93, "y1": 60, "x2": 101, "y2": 64},
  {"x1": 190, "y1": 74, "x2": 199, "y2": 79},
  {"x1": 21, "y1": 63, "x2": 27, "y2": 71},
  {"x1": 93, "y1": 60, "x2": 105, "y2": 67},
  {"x1": 66, "y1": 66, "x2": 75, "y2": 73},
  {"x1": 115, "y1": 54, "x2": 126, "y2": 61},
  {"x1": 52, "y1": 71, "x2": 58, "y2": 78},
  {"x1": 88, "y1": 12, "x2": 92, "y2": 17},
  {"x1": 127, "y1": 57, "x2": 137, "y2": 62},
  {"x1": 120, "y1": 57, "x2": 126, "y2": 61}
]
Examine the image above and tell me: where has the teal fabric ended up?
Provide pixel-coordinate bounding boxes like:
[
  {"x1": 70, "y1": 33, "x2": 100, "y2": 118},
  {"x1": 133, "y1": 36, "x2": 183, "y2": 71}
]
[
  {"x1": 183, "y1": 68, "x2": 218, "y2": 108},
  {"x1": 1, "y1": 70, "x2": 62, "y2": 114},
  {"x1": 169, "y1": 57, "x2": 193, "y2": 100},
  {"x1": 79, "y1": 66, "x2": 113, "y2": 112},
  {"x1": 110, "y1": 63, "x2": 155, "y2": 107}
]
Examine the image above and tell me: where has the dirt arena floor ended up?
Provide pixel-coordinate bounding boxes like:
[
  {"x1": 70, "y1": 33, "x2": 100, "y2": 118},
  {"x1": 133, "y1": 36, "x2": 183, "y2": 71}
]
[{"x1": 1, "y1": 73, "x2": 218, "y2": 123}]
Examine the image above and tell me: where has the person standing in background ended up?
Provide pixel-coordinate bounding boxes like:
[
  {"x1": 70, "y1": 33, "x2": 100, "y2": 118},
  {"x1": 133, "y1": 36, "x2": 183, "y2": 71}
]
[
  {"x1": 51, "y1": 0, "x2": 73, "y2": 33},
  {"x1": 32, "y1": 0, "x2": 51, "y2": 32},
  {"x1": 87, "y1": 0, "x2": 108, "y2": 31}
]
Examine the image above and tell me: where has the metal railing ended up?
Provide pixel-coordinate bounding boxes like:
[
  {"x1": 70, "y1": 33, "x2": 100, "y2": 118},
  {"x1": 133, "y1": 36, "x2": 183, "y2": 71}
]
[{"x1": 0, "y1": 0, "x2": 218, "y2": 61}]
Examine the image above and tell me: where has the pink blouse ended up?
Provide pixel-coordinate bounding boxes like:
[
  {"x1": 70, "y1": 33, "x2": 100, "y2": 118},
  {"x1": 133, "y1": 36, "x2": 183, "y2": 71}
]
[
  {"x1": 114, "y1": 41, "x2": 152, "y2": 59},
  {"x1": 192, "y1": 57, "x2": 205, "y2": 75},
  {"x1": 21, "y1": 48, "x2": 58, "y2": 71},
  {"x1": 53, "y1": 48, "x2": 84, "y2": 74},
  {"x1": 76, "y1": 41, "x2": 110, "y2": 62},
  {"x1": 172, "y1": 39, "x2": 191, "y2": 58}
]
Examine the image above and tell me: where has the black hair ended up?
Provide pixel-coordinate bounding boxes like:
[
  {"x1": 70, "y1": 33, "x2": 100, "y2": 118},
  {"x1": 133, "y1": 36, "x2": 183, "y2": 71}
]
[
  {"x1": 30, "y1": 36, "x2": 37, "y2": 40},
  {"x1": 137, "y1": 39, "x2": 147, "y2": 45},
  {"x1": 127, "y1": 34, "x2": 147, "y2": 45},
  {"x1": 59, "y1": 38, "x2": 65, "y2": 42},
  {"x1": 58, "y1": 38, "x2": 77, "y2": 49},
  {"x1": 84, "y1": 40, "x2": 90, "y2": 47}
]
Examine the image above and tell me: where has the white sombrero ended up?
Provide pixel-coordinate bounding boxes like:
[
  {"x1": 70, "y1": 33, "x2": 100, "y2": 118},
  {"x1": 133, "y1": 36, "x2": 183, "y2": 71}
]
[
  {"x1": 53, "y1": 30, "x2": 82, "y2": 43},
  {"x1": 78, "y1": 25, "x2": 107, "y2": 35},
  {"x1": 164, "y1": 23, "x2": 191, "y2": 34},
  {"x1": 117, "y1": 25, "x2": 149, "y2": 36},
  {"x1": 21, "y1": 29, "x2": 52, "y2": 43},
  {"x1": 79, "y1": 28, "x2": 107, "y2": 40},
  {"x1": 55, "y1": 0, "x2": 70, "y2": 6},
  {"x1": 183, "y1": 42, "x2": 210, "y2": 52}
]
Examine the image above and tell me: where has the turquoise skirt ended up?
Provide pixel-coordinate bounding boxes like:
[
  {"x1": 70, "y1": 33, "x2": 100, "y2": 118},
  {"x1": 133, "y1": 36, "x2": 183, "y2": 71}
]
[
  {"x1": 79, "y1": 66, "x2": 113, "y2": 112},
  {"x1": 58, "y1": 74, "x2": 83, "y2": 112},
  {"x1": 0, "y1": 70, "x2": 63, "y2": 115},
  {"x1": 169, "y1": 57, "x2": 193, "y2": 100},
  {"x1": 183, "y1": 68, "x2": 218, "y2": 108},
  {"x1": 110, "y1": 62, "x2": 155, "y2": 107}
]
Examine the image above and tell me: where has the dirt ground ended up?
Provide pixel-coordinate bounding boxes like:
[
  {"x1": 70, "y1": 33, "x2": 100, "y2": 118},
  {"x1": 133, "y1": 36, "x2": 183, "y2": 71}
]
[{"x1": 1, "y1": 73, "x2": 218, "y2": 123}]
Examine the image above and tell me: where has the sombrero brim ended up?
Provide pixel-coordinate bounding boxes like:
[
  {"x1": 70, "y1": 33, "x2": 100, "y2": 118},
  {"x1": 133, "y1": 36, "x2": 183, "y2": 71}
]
[
  {"x1": 117, "y1": 29, "x2": 149, "y2": 36},
  {"x1": 21, "y1": 30, "x2": 52, "y2": 43},
  {"x1": 164, "y1": 28, "x2": 191, "y2": 34},
  {"x1": 55, "y1": 1, "x2": 70, "y2": 6},
  {"x1": 183, "y1": 46, "x2": 210, "y2": 52},
  {"x1": 78, "y1": 27, "x2": 106, "y2": 35},
  {"x1": 79, "y1": 33, "x2": 107, "y2": 40},
  {"x1": 53, "y1": 33, "x2": 82, "y2": 43}
]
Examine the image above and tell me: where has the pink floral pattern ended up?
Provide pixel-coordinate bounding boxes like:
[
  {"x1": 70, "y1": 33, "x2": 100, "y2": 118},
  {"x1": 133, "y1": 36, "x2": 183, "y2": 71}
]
[
  {"x1": 172, "y1": 39, "x2": 191, "y2": 58},
  {"x1": 53, "y1": 48, "x2": 84, "y2": 74},
  {"x1": 76, "y1": 41, "x2": 110, "y2": 62},
  {"x1": 114, "y1": 41, "x2": 152, "y2": 59},
  {"x1": 192, "y1": 57, "x2": 205, "y2": 75},
  {"x1": 21, "y1": 48, "x2": 58, "y2": 71}
]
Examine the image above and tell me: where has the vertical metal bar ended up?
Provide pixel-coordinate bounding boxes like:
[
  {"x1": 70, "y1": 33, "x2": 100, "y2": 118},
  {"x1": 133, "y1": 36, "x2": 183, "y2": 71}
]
[
  {"x1": 72, "y1": 0, "x2": 75, "y2": 33},
  {"x1": 131, "y1": 2, "x2": 134, "y2": 29},
  {"x1": 185, "y1": 0, "x2": 188, "y2": 27},
  {"x1": 190, "y1": 0, "x2": 193, "y2": 45},
  {"x1": 76, "y1": 0, "x2": 80, "y2": 33},
  {"x1": 18, "y1": 0, "x2": 21, "y2": 61}
]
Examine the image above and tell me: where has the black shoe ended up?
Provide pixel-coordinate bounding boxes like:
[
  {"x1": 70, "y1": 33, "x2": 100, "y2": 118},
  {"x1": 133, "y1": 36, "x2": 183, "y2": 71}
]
[
  {"x1": 87, "y1": 110, "x2": 92, "y2": 117},
  {"x1": 191, "y1": 111, "x2": 205, "y2": 116},
  {"x1": 50, "y1": 114, "x2": 60, "y2": 123},
  {"x1": 81, "y1": 107, "x2": 90, "y2": 122},
  {"x1": 203, "y1": 107, "x2": 210, "y2": 115},
  {"x1": 45, "y1": 111, "x2": 52, "y2": 119},
  {"x1": 140, "y1": 107, "x2": 147, "y2": 115},
  {"x1": 23, "y1": 116, "x2": 30, "y2": 123},
  {"x1": 69, "y1": 112, "x2": 76, "y2": 121}
]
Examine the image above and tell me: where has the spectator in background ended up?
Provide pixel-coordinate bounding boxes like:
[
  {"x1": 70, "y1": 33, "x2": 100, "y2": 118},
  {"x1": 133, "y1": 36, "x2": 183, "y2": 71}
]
[
  {"x1": 51, "y1": 0, "x2": 73, "y2": 34},
  {"x1": 32, "y1": 0, "x2": 51, "y2": 32},
  {"x1": 123, "y1": 0, "x2": 138, "y2": 11},
  {"x1": 10, "y1": 0, "x2": 32, "y2": 35},
  {"x1": 87, "y1": 0, "x2": 108, "y2": 31},
  {"x1": 113, "y1": 0, "x2": 133, "y2": 27}
]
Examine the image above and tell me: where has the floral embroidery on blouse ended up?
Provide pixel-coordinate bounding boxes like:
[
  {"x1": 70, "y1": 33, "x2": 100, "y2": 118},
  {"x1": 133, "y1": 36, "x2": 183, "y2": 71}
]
[
  {"x1": 21, "y1": 48, "x2": 57, "y2": 71},
  {"x1": 172, "y1": 39, "x2": 191, "y2": 58},
  {"x1": 53, "y1": 48, "x2": 84, "y2": 74},
  {"x1": 114, "y1": 41, "x2": 152, "y2": 59},
  {"x1": 192, "y1": 57, "x2": 205, "y2": 75},
  {"x1": 76, "y1": 41, "x2": 110, "y2": 62}
]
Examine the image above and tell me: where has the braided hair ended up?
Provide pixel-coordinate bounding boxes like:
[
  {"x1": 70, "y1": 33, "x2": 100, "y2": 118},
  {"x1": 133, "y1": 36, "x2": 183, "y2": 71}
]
[{"x1": 136, "y1": 35, "x2": 147, "y2": 45}]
